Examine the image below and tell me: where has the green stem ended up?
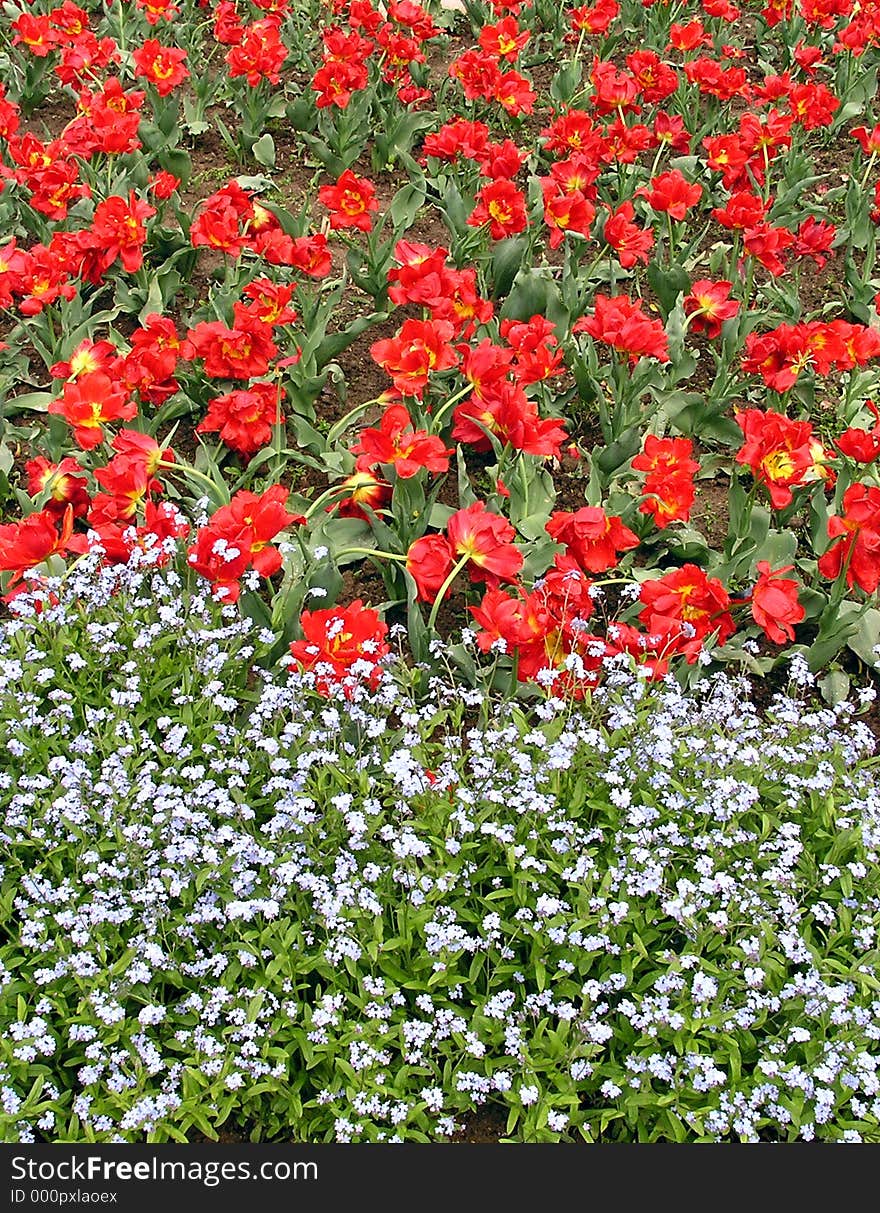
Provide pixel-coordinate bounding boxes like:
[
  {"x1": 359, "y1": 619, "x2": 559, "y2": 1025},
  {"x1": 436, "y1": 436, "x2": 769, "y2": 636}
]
[
  {"x1": 116, "y1": 0, "x2": 127, "y2": 63},
  {"x1": 647, "y1": 142, "x2": 666, "y2": 181},
  {"x1": 859, "y1": 150, "x2": 877, "y2": 193},
  {"x1": 728, "y1": 230, "x2": 742, "y2": 284},
  {"x1": 431, "y1": 382, "x2": 475, "y2": 430},
  {"x1": 334, "y1": 547, "x2": 408, "y2": 562},
  {"x1": 580, "y1": 247, "x2": 607, "y2": 284},
  {"x1": 739, "y1": 255, "x2": 756, "y2": 314},
  {"x1": 427, "y1": 553, "x2": 470, "y2": 633},
  {"x1": 270, "y1": 379, "x2": 285, "y2": 480},
  {"x1": 158, "y1": 459, "x2": 228, "y2": 502},
  {"x1": 325, "y1": 398, "x2": 384, "y2": 446},
  {"x1": 42, "y1": 303, "x2": 57, "y2": 353},
  {"x1": 302, "y1": 484, "x2": 356, "y2": 519}
]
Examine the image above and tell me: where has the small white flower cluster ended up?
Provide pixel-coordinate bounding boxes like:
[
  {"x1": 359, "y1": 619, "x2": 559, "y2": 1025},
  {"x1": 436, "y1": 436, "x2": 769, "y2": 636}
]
[{"x1": 0, "y1": 548, "x2": 879, "y2": 1143}]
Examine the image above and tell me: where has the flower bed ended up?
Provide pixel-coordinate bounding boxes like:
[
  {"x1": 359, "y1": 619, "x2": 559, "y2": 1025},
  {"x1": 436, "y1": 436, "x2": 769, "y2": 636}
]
[
  {"x1": 1, "y1": 550, "x2": 879, "y2": 1142},
  {"x1": 1, "y1": 0, "x2": 880, "y2": 1144},
  {"x1": 0, "y1": 0, "x2": 879, "y2": 691}
]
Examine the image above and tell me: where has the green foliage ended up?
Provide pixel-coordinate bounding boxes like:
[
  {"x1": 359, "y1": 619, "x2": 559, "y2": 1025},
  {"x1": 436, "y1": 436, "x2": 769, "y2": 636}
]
[{"x1": 0, "y1": 565, "x2": 878, "y2": 1143}]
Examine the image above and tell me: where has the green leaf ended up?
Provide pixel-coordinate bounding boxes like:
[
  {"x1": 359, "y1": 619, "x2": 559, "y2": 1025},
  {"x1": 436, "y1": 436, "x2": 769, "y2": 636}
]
[
  {"x1": 404, "y1": 570, "x2": 429, "y2": 665},
  {"x1": 753, "y1": 529, "x2": 797, "y2": 571},
  {"x1": 234, "y1": 174, "x2": 273, "y2": 194},
  {"x1": 158, "y1": 147, "x2": 191, "y2": 186},
  {"x1": 516, "y1": 512, "x2": 556, "y2": 542},
  {"x1": 251, "y1": 133, "x2": 276, "y2": 169},
  {"x1": 4, "y1": 391, "x2": 53, "y2": 414},
  {"x1": 550, "y1": 61, "x2": 583, "y2": 104},
  {"x1": 428, "y1": 502, "x2": 455, "y2": 529},
  {"x1": 847, "y1": 607, "x2": 880, "y2": 670},
  {"x1": 312, "y1": 513, "x2": 374, "y2": 563},
  {"x1": 819, "y1": 670, "x2": 850, "y2": 706},
  {"x1": 647, "y1": 261, "x2": 691, "y2": 318},
  {"x1": 315, "y1": 312, "x2": 388, "y2": 369},
  {"x1": 807, "y1": 614, "x2": 860, "y2": 672},
  {"x1": 286, "y1": 95, "x2": 317, "y2": 132},
  {"x1": 519, "y1": 533, "x2": 559, "y2": 581},
  {"x1": 437, "y1": 181, "x2": 470, "y2": 238},
  {"x1": 389, "y1": 181, "x2": 427, "y2": 231},
  {"x1": 182, "y1": 96, "x2": 211, "y2": 135},
  {"x1": 138, "y1": 274, "x2": 165, "y2": 325},
  {"x1": 491, "y1": 236, "x2": 530, "y2": 299},
  {"x1": 594, "y1": 427, "x2": 641, "y2": 475},
  {"x1": 500, "y1": 267, "x2": 556, "y2": 319}
]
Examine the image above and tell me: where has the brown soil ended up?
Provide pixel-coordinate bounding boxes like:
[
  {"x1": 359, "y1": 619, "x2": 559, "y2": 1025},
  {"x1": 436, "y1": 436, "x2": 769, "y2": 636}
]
[
  {"x1": 690, "y1": 474, "x2": 731, "y2": 549},
  {"x1": 450, "y1": 1107, "x2": 510, "y2": 1143}
]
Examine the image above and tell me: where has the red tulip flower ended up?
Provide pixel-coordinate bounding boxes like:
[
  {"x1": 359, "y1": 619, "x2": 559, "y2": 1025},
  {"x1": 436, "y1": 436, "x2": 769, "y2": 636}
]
[
  {"x1": 638, "y1": 565, "x2": 735, "y2": 661},
  {"x1": 452, "y1": 382, "x2": 567, "y2": 458},
  {"x1": 467, "y1": 179, "x2": 528, "y2": 240},
  {"x1": 48, "y1": 372, "x2": 138, "y2": 450},
  {"x1": 818, "y1": 483, "x2": 880, "y2": 594},
  {"x1": 479, "y1": 16, "x2": 530, "y2": 59},
  {"x1": 318, "y1": 170, "x2": 379, "y2": 233},
  {"x1": 603, "y1": 201, "x2": 654, "y2": 268},
  {"x1": 289, "y1": 599, "x2": 390, "y2": 695},
  {"x1": 197, "y1": 382, "x2": 285, "y2": 456},
  {"x1": 0, "y1": 506, "x2": 87, "y2": 591},
  {"x1": 187, "y1": 485, "x2": 303, "y2": 602},
  {"x1": 25, "y1": 456, "x2": 90, "y2": 519},
  {"x1": 90, "y1": 456, "x2": 157, "y2": 526},
  {"x1": 683, "y1": 280, "x2": 740, "y2": 339},
  {"x1": 633, "y1": 435, "x2": 700, "y2": 529},
  {"x1": 712, "y1": 190, "x2": 768, "y2": 232},
  {"x1": 637, "y1": 169, "x2": 702, "y2": 220},
  {"x1": 447, "y1": 502, "x2": 523, "y2": 582},
  {"x1": 852, "y1": 124, "x2": 880, "y2": 155},
  {"x1": 370, "y1": 319, "x2": 457, "y2": 398},
  {"x1": 742, "y1": 222, "x2": 795, "y2": 277},
  {"x1": 90, "y1": 192, "x2": 156, "y2": 274},
  {"x1": 750, "y1": 562, "x2": 805, "y2": 643},
  {"x1": 406, "y1": 533, "x2": 456, "y2": 602},
  {"x1": 226, "y1": 19, "x2": 288, "y2": 87},
  {"x1": 185, "y1": 308, "x2": 278, "y2": 380},
  {"x1": 351, "y1": 404, "x2": 452, "y2": 477},
  {"x1": 112, "y1": 430, "x2": 175, "y2": 479},
  {"x1": 540, "y1": 180, "x2": 595, "y2": 249},
  {"x1": 569, "y1": 0, "x2": 620, "y2": 34},
  {"x1": 546, "y1": 506, "x2": 639, "y2": 573},
  {"x1": 50, "y1": 339, "x2": 120, "y2": 382},
  {"x1": 132, "y1": 39, "x2": 189, "y2": 95},
  {"x1": 836, "y1": 401, "x2": 880, "y2": 464},
  {"x1": 734, "y1": 409, "x2": 818, "y2": 510},
  {"x1": 334, "y1": 463, "x2": 392, "y2": 520},
  {"x1": 407, "y1": 502, "x2": 523, "y2": 603},
  {"x1": 575, "y1": 294, "x2": 669, "y2": 364}
]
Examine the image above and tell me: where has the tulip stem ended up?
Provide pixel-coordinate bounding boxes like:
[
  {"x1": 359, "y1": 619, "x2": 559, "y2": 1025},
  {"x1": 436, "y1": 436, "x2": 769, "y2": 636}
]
[
  {"x1": 158, "y1": 459, "x2": 228, "y2": 503},
  {"x1": 325, "y1": 398, "x2": 384, "y2": 447},
  {"x1": 302, "y1": 484, "x2": 354, "y2": 519},
  {"x1": 333, "y1": 547, "x2": 408, "y2": 562},
  {"x1": 427, "y1": 553, "x2": 471, "y2": 633},
  {"x1": 431, "y1": 384, "x2": 474, "y2": 431},
  {"x1": 860, "y1": 150, "x2": 877, "y2": 193}
]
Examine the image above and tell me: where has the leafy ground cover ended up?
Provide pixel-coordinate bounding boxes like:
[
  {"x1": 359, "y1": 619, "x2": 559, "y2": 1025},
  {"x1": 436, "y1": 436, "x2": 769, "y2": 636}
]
[
  {"x1": 1, "y1": 0, "x2": 880, "y2": 1143},
  {"x1": 1, "y1": 551, "x2": 879, "y2": 1143}
]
